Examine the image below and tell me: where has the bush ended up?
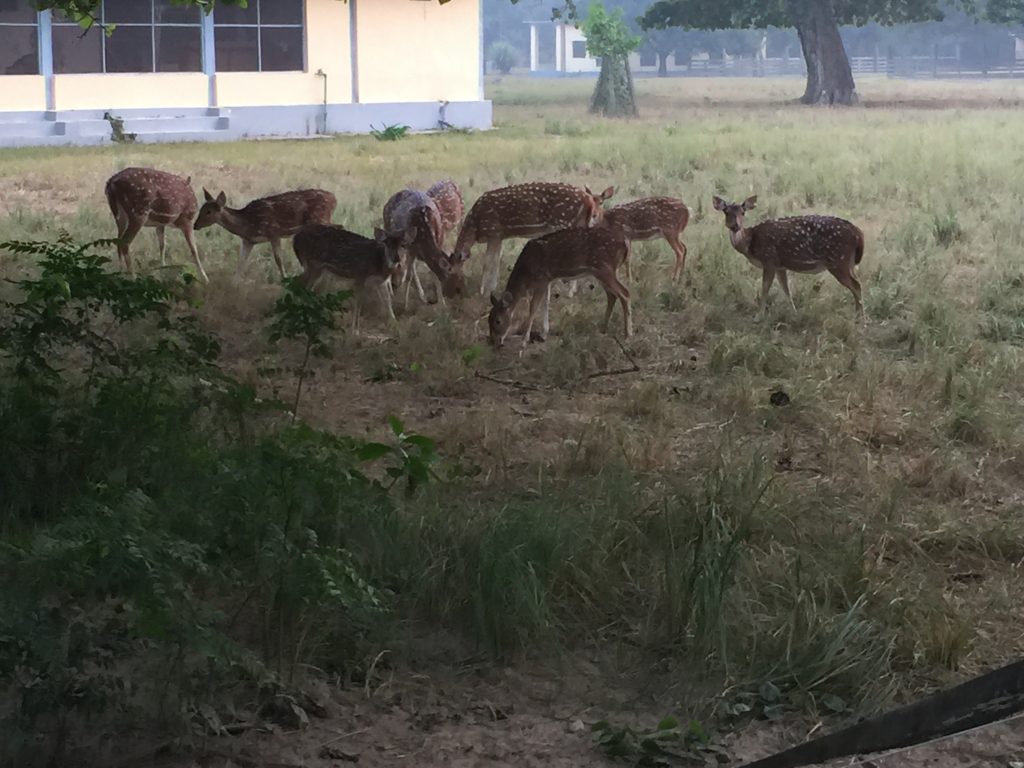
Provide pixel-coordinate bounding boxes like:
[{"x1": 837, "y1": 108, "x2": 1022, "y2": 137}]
[
  {"x1": 0, "y1": 238, "x2": 436, "y2": 766},
  {"x1": 489, "y1": 41, "x2": 519, "y2": 74}
]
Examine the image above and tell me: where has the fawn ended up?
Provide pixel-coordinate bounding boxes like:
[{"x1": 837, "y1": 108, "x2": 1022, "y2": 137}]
[
  {"x1": 488, "y1": 226, "x2": 631, "y2": 349},
  {"x1": 105, "y1": 167, "x2": 208, "y2": 282},
  {"x1": 194, "y1": 188, "x2": 337, "y2": 279},
  {"x1": 712, "y1": 195, "x2": 865, "y2": 318},
  {"x1": 454, "y1": 182, "x2": 615, "y2": 296},
  {"x1": 293, "y1": 224, "x2": 410, "y2": 332},
  {"x1": 383, "y1": 189, "x2": 465, "y2": 306}
]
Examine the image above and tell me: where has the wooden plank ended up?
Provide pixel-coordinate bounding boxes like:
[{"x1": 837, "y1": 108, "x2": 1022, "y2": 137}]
[{"x1": 738, "y1": 660, "x2": 1024, "y2": 768}]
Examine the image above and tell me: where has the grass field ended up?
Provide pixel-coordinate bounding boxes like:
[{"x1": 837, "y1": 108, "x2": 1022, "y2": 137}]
[{"x1": 3, "y1": 75, "x2": 1024, "y2": 763}]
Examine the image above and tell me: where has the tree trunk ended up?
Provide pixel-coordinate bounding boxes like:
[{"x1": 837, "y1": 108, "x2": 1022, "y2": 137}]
[
  {"x1": 795, "y1": 0, "x2": 857, "y2": 105},
  {"x1": 590, "y1": 55, "x2": 638, "y2": 117},
  {"x1": 657, "y1": 50, "x2": 668, "y2": 77}
]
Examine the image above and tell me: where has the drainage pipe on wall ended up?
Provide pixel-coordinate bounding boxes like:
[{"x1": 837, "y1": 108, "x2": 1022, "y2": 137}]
[{"x1": 315, "y1": 69, "x2": 328, "y2": 134}]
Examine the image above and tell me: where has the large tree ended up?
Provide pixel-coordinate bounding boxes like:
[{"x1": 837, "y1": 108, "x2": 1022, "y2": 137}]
[
  {"x1": 641, "y1": 0, "x2": 956, "y2": 105},
  {"x1": 583, "y1": 2, "x2": 641, "y2": 116}
]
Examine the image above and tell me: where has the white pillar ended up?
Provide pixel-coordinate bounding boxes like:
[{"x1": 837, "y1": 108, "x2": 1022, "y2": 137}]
[
  {"x1": 530, "y1": 24, "x2": 539, "y2": 71},
  {"x1": 554, "y1": 24, "x2": 563, "y2": 73}
]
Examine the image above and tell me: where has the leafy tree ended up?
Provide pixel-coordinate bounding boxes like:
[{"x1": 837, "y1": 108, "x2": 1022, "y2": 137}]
[
  {"x1": 489, "y1": 40, "x2": 520, "y2": 73},
  {"x1": 641, "y1": 0, "x2": 962, "y2": 105},
  {"x1": 582, "y1": 2, "x2": 642, "y2": 116}
]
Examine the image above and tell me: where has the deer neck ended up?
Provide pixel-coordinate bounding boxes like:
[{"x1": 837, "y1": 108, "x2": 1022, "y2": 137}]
[
  {"x1": 729, "y1": 226, "x2": 752, "y2": 256},
  {"x1": 218, "y1": 207, "x2": 255, "y2": 239}
]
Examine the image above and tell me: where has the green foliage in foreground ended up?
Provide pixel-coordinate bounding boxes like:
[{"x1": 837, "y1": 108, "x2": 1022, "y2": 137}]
[{"x1": 0, "y1": 238, "x2": 433, "y2": 766}]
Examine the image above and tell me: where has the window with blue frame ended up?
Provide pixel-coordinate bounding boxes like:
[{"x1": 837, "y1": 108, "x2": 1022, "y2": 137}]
[
  {"x1": 214, "y1": 0, "x2": 305, "y2": 72},
  {"x1": 0, "y1": 0, "x2": 39, "y2": 75},
  {"x1": 51, "y1": 0, "x2": 202, "y2": 74}
]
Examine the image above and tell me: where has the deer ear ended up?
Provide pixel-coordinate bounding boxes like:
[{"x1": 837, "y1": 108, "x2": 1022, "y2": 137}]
[
  {"x1": 500, "y1": 291, "x2": 513, "y2": 308},
  {"x1": 743, "y1": 195, "x2": 758, "y2": 210},
  {"x1": 712, "y1": 196, "x2": 727, "y2": 211},
  {"x1": 203, "y1": 188, "x2": 214, "y2": 202},
  {"x1": 374, "y1": 226, "x2": 387, "y2": 244},
  {"x1": 489, "y1": 290, "x2": 502, "y2": 308},
  {"x1": 600, "y1": 186, "x2": 615, "y2": 201},
  {"x1": 216, "y1": 191, "x2": 227, "y2": 206}
]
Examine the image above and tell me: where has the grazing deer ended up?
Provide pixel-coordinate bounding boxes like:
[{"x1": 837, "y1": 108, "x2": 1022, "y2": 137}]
[
  {"x1": 104, "y1": 167, "x2": 208, "y2": 282},
  {"x1": 426, "y1": 179, "x2": 464, "y2": 247},
  {"x1": 713, "y1": 195, "x2": 865, "y2": 318},
  {"x1": 194, "y1": 188, "x2": 337, "y2": 279},
  {"x1": 488, "y1": 227, "x2": 631, "y2": 349},
  {"x1": 383, "y1": 189, "x2": 465, "y2": 306},
  {"x1": 454, "y1": 182, "x2": 615, "y2": 296},
  {"x1": 293, "y1": 224, "x2": 410, "y2": 333}
]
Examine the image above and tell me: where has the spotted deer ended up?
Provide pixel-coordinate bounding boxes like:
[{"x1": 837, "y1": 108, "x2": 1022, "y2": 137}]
[
  {"x1": 194, "y1": 188, "x2": 337, "y2": 279},
  {"x1": 104, "y1": 167, "x2": 208, "y2": 282},
  {"x1": 488, "y1": 227, "x2": 631, "y2": 349},
  {"x1": 568, "y1": 195, "x2": 691, "y2": 297},
  {"x1": 712, "y1": 195, "x2": 865, "y2": 317},
  {"x1": 293, "y1": 224, "x2": 409, "y2": 332},
  {"x1": 383, "y1": 189, "x2": 465, "y2": 306},
  {"x1": 454, "y1": 182, "x2": 615, "y2": 296},
  {"x1": 426, "y1": 179, "x2": 464, "y2": 247}
]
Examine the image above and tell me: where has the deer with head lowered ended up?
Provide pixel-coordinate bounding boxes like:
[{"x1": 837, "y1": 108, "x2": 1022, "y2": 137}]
[
  {"x1": 293, "y1": 224, "x2": 410, "y2": 333},
  {"x1": 105, "y1": 166, "x2": 208, "y2": 282},
  {"x1": 488, "y1": 226, "x2": 631, "y2": 349},
  {"x1": 426, "y1": 179, "x2": 464, "y2": 248},
  {"x1": 712, "y1": 195, "x2": 865, "y2": 318},
  {"x1": 194, "y1": 188, "x2": 337, "y2": 279},
  {"x1": 454, "y1": 182, "x2": 615, "y2": 296},
  {"x1": 383, "y1": 188, "x2": 465, "y2": 306}
]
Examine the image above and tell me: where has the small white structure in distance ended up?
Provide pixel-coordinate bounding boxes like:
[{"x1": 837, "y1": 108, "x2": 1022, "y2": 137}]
[{"x1": 524, "y1": 20, "x2": 691, "y2": 75}]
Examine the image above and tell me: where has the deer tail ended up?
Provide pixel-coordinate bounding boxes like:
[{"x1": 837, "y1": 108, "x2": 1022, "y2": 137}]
[
  {"x1": 854, "y1": 228, "x2": 865, "y2": 265},
  {"x1": 104, "y1": 179, "x2": 119, "y2": 219}
]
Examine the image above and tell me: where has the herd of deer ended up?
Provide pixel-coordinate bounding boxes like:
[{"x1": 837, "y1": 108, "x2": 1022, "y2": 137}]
[{"x1": 104, "y1": 166, "x2": 865, "y2": 349}]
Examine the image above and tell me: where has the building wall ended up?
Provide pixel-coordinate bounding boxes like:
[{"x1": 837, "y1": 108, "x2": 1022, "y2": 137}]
[
  {"x1": 356, "y1": 0, "x2": 481, "y2": 103},
  {"x1": 216, "y1": 0, "x2": 352, "y2": 109},
  {"x1": 2, "y1": 75, "x2": 45, "y2": 111},
  {"x1": 54, "y1": 73, "x2": 208, "y2": 111},
  {"x1": 557, "y1": 25, "x2": 600, "y2": 74}
]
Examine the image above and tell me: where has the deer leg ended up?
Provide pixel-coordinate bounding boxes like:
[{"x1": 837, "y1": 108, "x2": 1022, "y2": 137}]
[
  {"x1": 156, "y1": 226, "x2": 167, "y2": 267},
  {"x1": 269, "y1": 238, "x2": 286, "y2": 280},
  {"x1": 757, "y1": 267, "x2": 776, "y2": 319},
  {"x1": 668, "y1": 235, "x2": 687, "y2": 282},
  {"x1": 235, "y1": 240, "x2": 255, "y2": 276},
  {"x1": 410, "y1": 258, "x2": 428, "y2": 305},
  {"x1": 776, "y1": 269, "x2": 796, "y2": 311},
  {"x1": 597, "y1": 269, "x2": 632, "y2": 337},
  {"x1": 829, "y1": 264, "x2": 864, "y2": 319},
  {"x1": 531, "y1": 283, "x2": 550, "y2": 342},
  {"x1": 521, "y1": 288, "x2": 545, "y2": 349},
  {"x1": 376, "y1": 278, "x2": 397, "y2": 322},
  {"x1": 118, "y1": 218, "x2": 144, "y2": 275},
  {"x1": 179, "y1": 226, "x2": 209, "y2": 283},
  {"x1": 481, "y1": 238, "x2": 502, "y2": 296}
]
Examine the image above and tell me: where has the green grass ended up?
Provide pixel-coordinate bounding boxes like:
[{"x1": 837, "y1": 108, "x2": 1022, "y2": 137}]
[{"x1": 3, "y1": 74, "x2": 1024, "y2": 741}]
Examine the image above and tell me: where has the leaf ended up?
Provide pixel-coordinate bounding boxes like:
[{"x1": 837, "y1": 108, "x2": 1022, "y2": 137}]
[
  {"x1": 387, "y1": 415, "x2": 404, "y2": 436},
  {"x1": 822, "y1": 694, "x2": 848, "y2": 713},
  {"x1": 656, "y1": 715, "x2": 679, "y2": 732},
  {"x1": 759, "y1": 680, "x2": 781, "y2": 703},
  {"x1": 357, "y1": 443, "x2": 392, "y2": 462}
]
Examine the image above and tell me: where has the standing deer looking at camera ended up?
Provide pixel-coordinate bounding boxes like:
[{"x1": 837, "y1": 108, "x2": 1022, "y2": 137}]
[
  {"x1": 712, "y1": 195, "x2": 865, "y2": 318},
  {"x1": 454, "y1": 182, "x2": 615, "y2": 296}
]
